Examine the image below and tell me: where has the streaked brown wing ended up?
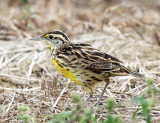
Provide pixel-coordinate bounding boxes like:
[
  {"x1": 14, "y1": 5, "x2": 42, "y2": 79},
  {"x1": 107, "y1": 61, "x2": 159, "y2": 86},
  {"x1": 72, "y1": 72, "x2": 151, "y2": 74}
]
[
  {"x1": 70, "y1": 43, "x2": 123, "y2": 72},
  {"x1": 71, "y1": 43, "x2": 123, "y2": 63},
  {"x1": 87, "y1": 62, "x2": 121, "y2": 71},
  {"x1": 88, "y1": 51, "x2": 123, "y2": 64},
  {"x1": 61, "y1": 43, "x2": 124, "y2": 72}
]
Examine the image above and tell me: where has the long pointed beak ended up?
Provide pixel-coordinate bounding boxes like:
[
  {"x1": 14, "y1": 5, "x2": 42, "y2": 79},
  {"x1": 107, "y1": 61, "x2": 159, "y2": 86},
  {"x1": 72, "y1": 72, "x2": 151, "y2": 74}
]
[{"x1": 29, "y1": 35, "x2": 44, "y2": 41}]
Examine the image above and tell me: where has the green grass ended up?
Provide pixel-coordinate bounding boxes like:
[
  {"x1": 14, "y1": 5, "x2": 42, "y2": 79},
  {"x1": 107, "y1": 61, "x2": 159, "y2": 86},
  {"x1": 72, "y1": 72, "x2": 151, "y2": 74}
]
[
  {"x1": 132, "y1": 78, "x2": 160, "y2": 123},
  {"x1": 17, "y1": 78, "x2": 159, "y2": 123},
  {"x1": 48, "y1": 78, "x2": 159, "y2": 123},
  {"x1": 18, "y1": 106, "x2": 31, "y2": 123}
]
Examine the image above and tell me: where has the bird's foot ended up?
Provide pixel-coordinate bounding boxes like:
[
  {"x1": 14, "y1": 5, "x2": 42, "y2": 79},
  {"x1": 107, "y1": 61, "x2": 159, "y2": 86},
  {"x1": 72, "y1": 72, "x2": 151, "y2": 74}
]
[
  {"x1": 83, "y1": 95, "x2": 92, "y2": 102},
  {"x1": 94, "y1": 101, "x2": 103, "y2": 106}
]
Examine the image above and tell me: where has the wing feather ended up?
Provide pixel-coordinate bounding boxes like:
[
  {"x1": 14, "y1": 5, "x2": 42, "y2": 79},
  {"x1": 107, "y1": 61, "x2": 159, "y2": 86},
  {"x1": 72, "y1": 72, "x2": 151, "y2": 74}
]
[
  {"x1": 71, "y1": 43, "x2": 123, "y2": 71},
  {"x1": 64, "y1": 43, "x2": 123, "y2": 71}
]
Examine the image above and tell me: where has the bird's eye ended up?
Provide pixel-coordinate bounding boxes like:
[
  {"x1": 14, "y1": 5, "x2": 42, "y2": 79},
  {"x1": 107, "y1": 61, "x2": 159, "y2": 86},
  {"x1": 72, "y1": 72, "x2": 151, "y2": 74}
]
[{"x1": 49, "y1": 35, "x2": 53, "y2": 39}]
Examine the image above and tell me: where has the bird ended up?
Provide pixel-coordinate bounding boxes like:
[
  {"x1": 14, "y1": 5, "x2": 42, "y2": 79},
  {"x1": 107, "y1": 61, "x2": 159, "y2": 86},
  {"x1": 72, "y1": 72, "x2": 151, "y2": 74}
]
[{"x1": 30, "y1": 30, "x2": 144, "y2": 106}]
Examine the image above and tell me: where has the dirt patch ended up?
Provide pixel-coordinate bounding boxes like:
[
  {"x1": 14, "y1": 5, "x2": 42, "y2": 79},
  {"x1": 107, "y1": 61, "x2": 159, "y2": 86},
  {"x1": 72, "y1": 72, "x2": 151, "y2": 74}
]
[{"x1": 0, "y1": 0, "x2": 160, "y2": 122}]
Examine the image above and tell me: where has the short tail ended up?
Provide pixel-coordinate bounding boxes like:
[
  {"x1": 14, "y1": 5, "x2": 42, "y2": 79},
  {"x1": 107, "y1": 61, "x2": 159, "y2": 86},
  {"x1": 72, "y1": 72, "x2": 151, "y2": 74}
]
[
  {"x1": 121, "y1": 66, "x2": 145, "y2": 79},
  {"x1": 130, "y1": 71, "x2": 145, "y2": 79}
]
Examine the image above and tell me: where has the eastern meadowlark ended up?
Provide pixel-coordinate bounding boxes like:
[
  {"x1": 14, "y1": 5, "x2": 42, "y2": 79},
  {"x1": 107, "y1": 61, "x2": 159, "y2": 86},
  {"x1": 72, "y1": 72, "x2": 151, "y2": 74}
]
[{"x1": 30, "y1": 31, "x2": 144, "y2": 106}]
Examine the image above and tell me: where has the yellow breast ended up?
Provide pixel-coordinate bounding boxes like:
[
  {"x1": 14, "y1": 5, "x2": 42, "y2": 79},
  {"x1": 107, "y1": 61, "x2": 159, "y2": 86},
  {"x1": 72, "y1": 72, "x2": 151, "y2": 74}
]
[
  {"x1": 49, "y1": 45, "x2": 82, "y2": 86},
  {"x1": 52, "y1": 59, "x2": 82, "y2": 86}
]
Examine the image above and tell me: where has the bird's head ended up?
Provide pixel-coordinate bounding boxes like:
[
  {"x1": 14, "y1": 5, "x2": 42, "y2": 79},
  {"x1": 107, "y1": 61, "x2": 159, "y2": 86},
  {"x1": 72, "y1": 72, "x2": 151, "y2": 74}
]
[{"x1": 30, "y1": 31, "x2": 70, "y2": 49}]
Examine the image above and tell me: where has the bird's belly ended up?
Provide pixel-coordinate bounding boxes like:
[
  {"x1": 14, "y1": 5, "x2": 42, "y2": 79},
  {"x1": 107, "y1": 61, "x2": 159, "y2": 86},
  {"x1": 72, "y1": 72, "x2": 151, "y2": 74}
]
[
  {"x1": 52, "y1": 59, "x2": 83, "y2": 86},
  {"x1": 52, "y1": 58, "x2": 105, "y2": 90}
]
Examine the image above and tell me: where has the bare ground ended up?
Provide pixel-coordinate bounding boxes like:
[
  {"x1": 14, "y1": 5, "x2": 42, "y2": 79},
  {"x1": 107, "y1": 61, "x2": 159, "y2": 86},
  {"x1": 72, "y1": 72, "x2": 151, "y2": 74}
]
[{"x1": 0, "y1": 0, "x2": 160, "y2": 122}]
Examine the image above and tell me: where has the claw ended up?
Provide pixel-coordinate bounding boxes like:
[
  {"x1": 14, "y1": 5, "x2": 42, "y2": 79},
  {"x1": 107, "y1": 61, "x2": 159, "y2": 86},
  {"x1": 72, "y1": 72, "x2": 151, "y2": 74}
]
[
  {"x1": 83, "y1": 94, "x2": 92, "y2": 102},
  {"x1": 94, "y1": 101, "x2": 103, "y2": 106}
]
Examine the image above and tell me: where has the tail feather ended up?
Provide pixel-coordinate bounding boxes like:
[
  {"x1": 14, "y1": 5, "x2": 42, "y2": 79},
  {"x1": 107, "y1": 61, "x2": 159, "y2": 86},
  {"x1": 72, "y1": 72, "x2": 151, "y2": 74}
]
[
  {"x1": 130, "y1": 71, "x2": 145, "y2": 78},
  {"x1": 121, "y1": 66, "x2": 145, "y2": 79}
]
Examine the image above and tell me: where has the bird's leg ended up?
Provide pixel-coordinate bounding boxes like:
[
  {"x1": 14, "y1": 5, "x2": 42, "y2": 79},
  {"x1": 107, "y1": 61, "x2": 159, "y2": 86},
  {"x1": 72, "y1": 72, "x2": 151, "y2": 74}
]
[
  {"x1": 83, "y1": 94, "x2": 92, "y2": 102},
  {"x1": 94, "y1": 79, "x2": 110, "y2": 106},
  {"x1": 83, "y1": 86, "x2": 94, "y2": 103}
]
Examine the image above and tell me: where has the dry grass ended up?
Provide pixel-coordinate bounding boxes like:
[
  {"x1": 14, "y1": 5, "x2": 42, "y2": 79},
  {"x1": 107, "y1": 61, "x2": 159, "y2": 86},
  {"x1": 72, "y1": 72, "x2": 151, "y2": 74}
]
[{"x1": 0, "y1": 0, "x2": 160, "y2": 122}]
